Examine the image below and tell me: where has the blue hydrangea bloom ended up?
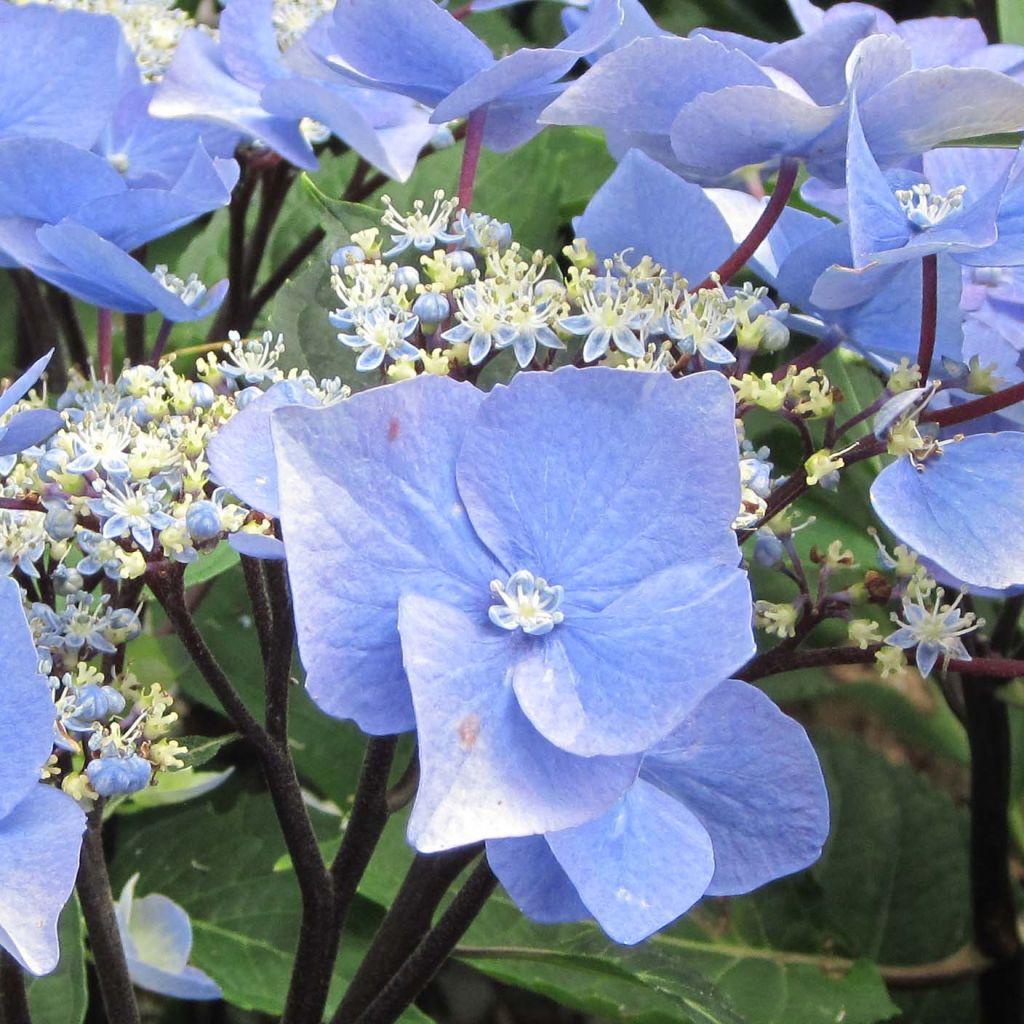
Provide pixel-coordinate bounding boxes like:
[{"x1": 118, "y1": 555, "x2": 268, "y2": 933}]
[
  {"x1": 487, "y1": 679, "x2": 828, "y2": 944},
  {"x1": 871, "y1": 432, "x2": 1024, "y2": 592},
  {"x1": 839, "y1": 105, "x2": 1024, "y2": 272},
  {"x1": 0, "y1": 351, "x2": 63, "y2": 457},
  {"x1": 116, "y1": 875, "x2": 222, "y2": 1001},
  {"x1": 786, "y1": 0, "x2": 1024, "y2": 74},
  {"x1": 0, "y1": 3, "x2": 237, "y2": 312},
  {"x1": 213, "y1": 368, "x2": 754, "y2": 851},
  {"x1": 0, "y1": 135, "x2": 233, "y2": 314},
  {"x1": 0, "y1": 577, "x2": 86, "y2": 975},
  {"x1": 315, "y1": 0, "x2": 624, "y2": 152},
  {"x1": 544, "y1": 32, "x2": 1024, "y2": 186},
  {"x1": 151, "y1": 0, "x2": 437, "y2": 180},
  {"x1": 773, "y1": 217, "x2": 966, "y2": 364}
]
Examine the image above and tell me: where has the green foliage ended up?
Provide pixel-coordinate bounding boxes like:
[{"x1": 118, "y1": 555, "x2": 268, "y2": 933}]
[{"x1": 998, "y1": 0, "x2": 1024, "y2": 45}]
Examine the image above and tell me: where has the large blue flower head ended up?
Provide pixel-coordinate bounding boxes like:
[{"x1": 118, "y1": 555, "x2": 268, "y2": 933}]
[
  {"x1": 0, "y1": 576, "x2": 86, "y2": 975},
  {"x1": 211, "y1": 368, "x2": 756, "y2": 851}
]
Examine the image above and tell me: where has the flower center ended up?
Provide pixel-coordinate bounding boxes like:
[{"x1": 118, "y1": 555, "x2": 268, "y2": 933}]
[
  {"x1": 489, "y1": 570, "x2": 564, "y2": 636},
  {"x1": 894, "y1": 183, "x2": 966, "y2": 229}
]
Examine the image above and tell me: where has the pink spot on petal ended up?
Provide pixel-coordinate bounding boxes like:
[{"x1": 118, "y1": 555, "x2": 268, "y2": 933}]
[{"x1": 457, "y1": 713, "x2": 481, "y2": 751}]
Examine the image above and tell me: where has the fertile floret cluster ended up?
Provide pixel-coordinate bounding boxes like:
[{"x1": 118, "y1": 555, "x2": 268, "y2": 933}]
[{"x1": 326, "y1": 195, "x2": 791, "y2": 377}]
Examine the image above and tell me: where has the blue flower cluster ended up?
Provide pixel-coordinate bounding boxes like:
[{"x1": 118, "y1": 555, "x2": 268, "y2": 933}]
[
  {"x1": 5, "y1": 0, "x2": 1024, "y2": 979},
  {"x1": 0, "y1": 1, "x2": 236, "y2": 317},
  {"x1": 212, "y1": 366, "x2": 830, "y2": 942}
]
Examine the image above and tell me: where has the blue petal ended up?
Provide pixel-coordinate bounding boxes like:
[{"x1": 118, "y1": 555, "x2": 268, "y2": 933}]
[
  {"x1": 262, "y1": 78, "x2": 435, "y2": 182},
  {"x1": 150, "y1": 31, "x2": 316, "y2": 171},
  {"x1": 399, "y1": 593, "x2": 639, "y2": 852},
  {"x1": 542, "y1": 36, "x2": 771, "y2": 139},
  {"x1": 511, "y1": 561, "x2": 754, "y2": 757},
  {"x1": 0, "y1": 138, "x2": 125, "y2": 223},
  {"x1": 485, "y1": 836, "x2": 588, "y2": 925},
  {"x1": 845, "y1": 97, "x2": 912, "y2": 267},
  {"x1": 641, "y1": 679, "x2": 829, "y2": 896},
  {"x1": 36, "y1": 224, "x2": 227, "y2": 319},
  {"x1": 0, "y1": 409, "x2": 64, "y2": 458},
  {"x1": 759, "y1": 12, "x2": 877, "y2": 105},
  {"x1": 94, "y1": 85, "x2": 231, "y2": 192},
  {"x1": 270, "y1": 376, "x2": 501, "y2": 734},
  {"x1": 870, "y1": 432, "x2": 1024, "y2": 591},
  {"x1": 433, "y1": 49, "x2": 577, "y2": 124},
  {"x1": 325, "y1": 0, "x2": 492, "y2": 106},
  {"x1": 455, "y1": 367, "x2": 743, "y2": 604},
  {"x1": 0, "y1": 6, "x2": 129, "y2": 149},
  {"x1": 0, "y1": 785, "x2": 85, "y2": 976},
  {"x1": 775, "y1": 222, "x2": 964, "y2": 362},
  {"x1": 0, "y1": 351, "x2": 54, "y2": 418},
  {"x1": 0, "y1": 577, "x2": 59, "y2": 820},
  {"x1": 546, "y1": 779, "x2": 715, "y2": 945},
  {"x1": 125, "y1": 960, "x2": 223, "y2": 1001},
  {"x1": 856, "y1": 68, "x2": 1024, "y2": 175},
  {"x1": 117, "y1": 877, "x2": 222, "y2": 1000},
  {"x1": 670, "y1": 86, "x2": 838, "y2": 184},
  {"x1": 208, "y1": 380, "x2": 321, "y2": 518},
  {"x1": 219, "y1": 0, "x2": 283, "y2": 90}
]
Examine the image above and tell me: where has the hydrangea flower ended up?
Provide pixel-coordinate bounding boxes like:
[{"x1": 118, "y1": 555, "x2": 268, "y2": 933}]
[
  {"x1": 152, "y1": 0, "x2": 437, "y2": 180},
  {"x1": 312, "y1": 0, "x2": 625, "y2": 152},
  {"x1": 883, "y1": 587, "x2": 982, "y2": 677},
  {"x1": 0, "y1": 350, "x2": 63, "y2": 457},
  {"x1": 543, "y1": 31, "x2": 1024, "y2": 186},
  {"x1": 0, "y1": 576, "x2": 86, "y2": 975},
  {"x1": 116, "y1": 875, "x2": 222, "y2": 1000},
  {"x1": 871, "y1": 432, "x2": 1024, "y2": 592},
  {"x1": 487, "y1": 679, "x2": 828, "y2": 944},
  {"x1": 211, "y1": 368, "x2": 755, "y2": 852},
  {"x1": 0, "y1": 3, "x2": 237, "y2": 310}
]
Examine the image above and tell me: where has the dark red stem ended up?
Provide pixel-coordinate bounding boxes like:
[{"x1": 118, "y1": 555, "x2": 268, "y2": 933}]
[
  {"x1": 929, "y1": 380, "x2": 1024, "y2": 429},
  {"x1": 696, "y1": 158, "x2": 799, "y2": 290},
  {"x1": 458, "y1": 107, "x2": 488, "y2": 212},
  {"x1": 916, "y1": 254, "x2": 938, "y2": 386}
]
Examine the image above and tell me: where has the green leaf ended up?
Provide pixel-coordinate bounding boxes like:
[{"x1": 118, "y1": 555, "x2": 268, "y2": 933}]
[
  {"x1": 299, "y1": 175, "x2": 380, "y2": 238},
  {"x1": 26, "y1": 898, "x2": 87, "y2": 1024},
  {"x1": 763, "y1": 672, "x2": 969, "y2": 765},
  {"x1": 183, "y1": 541, "x2": 240, "y2": 587},
  {"x1": 459, "y1": 910, "x2": 749, "y2": 1024},
  {"x1": 172, "y1": 732, "x2": 241, "y2": 770},
  {"x1": 940, "y1": 131, "x2": 1024, "y2": 149},
  {"x1": 999, "y1": 0, "x2": 1024, "y2": 44},
  {"x1": 118, "y1": 766, "x2": 235, "y2": 812}
]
